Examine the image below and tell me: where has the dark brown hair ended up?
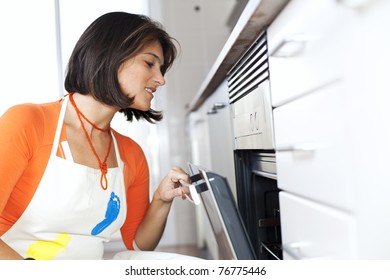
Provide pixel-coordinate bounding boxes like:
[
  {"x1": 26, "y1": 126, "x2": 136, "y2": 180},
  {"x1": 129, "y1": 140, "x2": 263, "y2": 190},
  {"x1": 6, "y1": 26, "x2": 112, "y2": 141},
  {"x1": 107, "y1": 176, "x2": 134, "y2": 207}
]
[{"x1": 64, "y1": 12, "x2": 177, "y2": 123}]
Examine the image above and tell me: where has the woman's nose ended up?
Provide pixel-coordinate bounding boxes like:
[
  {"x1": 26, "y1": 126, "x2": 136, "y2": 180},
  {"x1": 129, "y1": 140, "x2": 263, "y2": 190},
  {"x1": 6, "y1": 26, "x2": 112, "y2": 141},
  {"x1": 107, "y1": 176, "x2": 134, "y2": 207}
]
[{"x1": 155, "y1": 71, "x2": 166, "y2": 86}]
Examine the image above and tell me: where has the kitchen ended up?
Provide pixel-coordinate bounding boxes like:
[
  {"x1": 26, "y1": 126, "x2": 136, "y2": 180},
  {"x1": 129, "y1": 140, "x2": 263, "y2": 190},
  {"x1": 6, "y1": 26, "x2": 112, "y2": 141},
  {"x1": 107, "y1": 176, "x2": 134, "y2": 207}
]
[{"x1": 1, "y1": 0, "x2": 390, "y2": 263}]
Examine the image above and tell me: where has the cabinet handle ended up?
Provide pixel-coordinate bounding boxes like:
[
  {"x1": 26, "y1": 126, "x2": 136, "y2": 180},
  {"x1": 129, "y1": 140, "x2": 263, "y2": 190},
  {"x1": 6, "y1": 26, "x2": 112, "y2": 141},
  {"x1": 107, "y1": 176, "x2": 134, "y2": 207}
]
[
  {"x1": 276, "y1": 143, "x2": 318, "y2": 153},
  {"x1": 335, "y1": 0, "x2": 373, "y2": 8},
  {"x1": 212, "y1": 102, "x2": 227, "y2": 110},
  {"x1": 270, "y1": 34, "x2": 321, "y2": 58},
  {"x1": 207, "y1": 102, "x2": 227, "y2": 115},
  {"x1": 270, "y1": 35, "x2": 307, "y2": 57},
  {"x1": 283, "y1": 242, "x2": 307, "y2": 259},
  {"x1": 283, "y1": 242, "x2": 329, "y2": 260}
]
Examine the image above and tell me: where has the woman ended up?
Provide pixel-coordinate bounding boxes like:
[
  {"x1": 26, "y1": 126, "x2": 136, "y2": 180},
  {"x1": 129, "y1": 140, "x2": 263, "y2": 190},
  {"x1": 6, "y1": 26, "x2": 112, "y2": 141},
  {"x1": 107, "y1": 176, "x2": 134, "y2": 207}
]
[{"x1": 0, "y1": 12, "x2": 193, "y2": 260}]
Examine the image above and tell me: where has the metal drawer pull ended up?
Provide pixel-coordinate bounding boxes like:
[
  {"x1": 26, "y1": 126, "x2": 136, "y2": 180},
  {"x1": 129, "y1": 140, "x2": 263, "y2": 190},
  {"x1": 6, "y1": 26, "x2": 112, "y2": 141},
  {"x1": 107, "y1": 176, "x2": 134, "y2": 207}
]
[
  {"x1": 336, "y1": 0, "x2": 373, "y2": 8},
  {"x1": 283, "y1": 242, "x2": 328, "y2": 260},
  {"x1": 207, "y1": 102, "x2": 227, "y2": 114},
  {"x1": 283, "y1": 242, "x2": 309, "y2": 260},
  {"x1": 276, "y1": 143, "x2": 318, "y2": 153}
]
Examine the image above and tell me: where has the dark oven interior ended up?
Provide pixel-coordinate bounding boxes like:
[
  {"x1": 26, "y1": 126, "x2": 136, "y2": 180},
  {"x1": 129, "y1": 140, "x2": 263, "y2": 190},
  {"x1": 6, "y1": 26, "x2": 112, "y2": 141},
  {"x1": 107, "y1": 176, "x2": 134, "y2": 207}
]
[{"x1": 234, "y1": 150, "x2": 282, "y2": 260}]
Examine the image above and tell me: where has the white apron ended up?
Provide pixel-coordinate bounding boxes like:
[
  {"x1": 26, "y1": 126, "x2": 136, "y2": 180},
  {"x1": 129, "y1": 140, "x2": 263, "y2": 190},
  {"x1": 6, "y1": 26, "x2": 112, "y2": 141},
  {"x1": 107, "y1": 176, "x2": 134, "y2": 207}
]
[{"x1": 1, "y1": 96, "x2": 127, "y2": 260}]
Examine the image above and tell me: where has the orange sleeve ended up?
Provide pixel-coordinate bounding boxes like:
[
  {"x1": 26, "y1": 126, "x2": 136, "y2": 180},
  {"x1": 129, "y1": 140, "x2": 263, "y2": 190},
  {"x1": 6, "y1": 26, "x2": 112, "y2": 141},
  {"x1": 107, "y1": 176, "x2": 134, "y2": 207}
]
[
  {"x1": 0, "y1": 104, "x2": 44, "y2": 215},
  {"x1": 0, "y1": 102, "x2": 60, "y2": 235},
  {"x1": 114, "y1": 131, "x2": 150, "y2": 250}
]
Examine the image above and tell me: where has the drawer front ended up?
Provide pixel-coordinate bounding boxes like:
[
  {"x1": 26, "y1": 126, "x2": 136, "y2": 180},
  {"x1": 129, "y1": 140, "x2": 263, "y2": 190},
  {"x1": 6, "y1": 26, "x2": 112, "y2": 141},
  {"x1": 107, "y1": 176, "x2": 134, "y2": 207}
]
[
  {"x1": 267, "y1": 0, "x2": 348, "y2": 106},
  {"x1": 273, "y1": 82, "x2": 355, "y2": 211},
  {"x1": 280, "y1": 191, "x2": 356, "y2": 259}
]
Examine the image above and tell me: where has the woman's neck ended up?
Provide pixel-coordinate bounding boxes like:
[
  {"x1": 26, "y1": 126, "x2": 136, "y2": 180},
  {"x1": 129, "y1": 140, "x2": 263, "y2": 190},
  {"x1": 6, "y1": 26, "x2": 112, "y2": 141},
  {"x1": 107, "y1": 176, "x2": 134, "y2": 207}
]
[{"x1": 65, "y1": 93, "x2": 117, "y2": 136}]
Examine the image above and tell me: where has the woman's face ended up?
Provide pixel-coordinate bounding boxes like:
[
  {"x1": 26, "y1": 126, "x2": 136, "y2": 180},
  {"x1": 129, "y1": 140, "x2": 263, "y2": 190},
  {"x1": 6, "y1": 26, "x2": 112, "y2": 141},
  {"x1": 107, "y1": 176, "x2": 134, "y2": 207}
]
[{"x1": 118, "y1": 41, "x2": 166, "y2": 111}]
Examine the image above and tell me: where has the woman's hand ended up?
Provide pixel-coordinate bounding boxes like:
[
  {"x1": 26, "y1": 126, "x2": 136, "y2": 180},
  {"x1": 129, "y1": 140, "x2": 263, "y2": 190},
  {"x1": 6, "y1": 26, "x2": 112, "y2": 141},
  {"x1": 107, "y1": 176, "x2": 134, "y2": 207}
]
[
  {"x1": 134, "y1": 166, "x2": 192, "y2": 250},
  {"x1": 153, "y1": 166, "x2": 191, "y2": 202}
]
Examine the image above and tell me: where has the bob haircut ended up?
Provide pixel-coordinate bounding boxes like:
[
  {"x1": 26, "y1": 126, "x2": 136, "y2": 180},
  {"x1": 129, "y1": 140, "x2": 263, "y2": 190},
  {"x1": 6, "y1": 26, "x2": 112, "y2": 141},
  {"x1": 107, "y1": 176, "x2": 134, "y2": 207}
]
[{"x1": 64, "y1": 12, "x2": 177, "y2": 123}]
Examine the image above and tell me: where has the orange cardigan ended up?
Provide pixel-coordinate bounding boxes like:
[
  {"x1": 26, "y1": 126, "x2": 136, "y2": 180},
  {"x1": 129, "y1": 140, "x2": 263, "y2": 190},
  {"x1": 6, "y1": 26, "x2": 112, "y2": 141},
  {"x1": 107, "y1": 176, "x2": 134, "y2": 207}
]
[{"x1": 0, "y1": 100, "x2": 150, "y2": 250}]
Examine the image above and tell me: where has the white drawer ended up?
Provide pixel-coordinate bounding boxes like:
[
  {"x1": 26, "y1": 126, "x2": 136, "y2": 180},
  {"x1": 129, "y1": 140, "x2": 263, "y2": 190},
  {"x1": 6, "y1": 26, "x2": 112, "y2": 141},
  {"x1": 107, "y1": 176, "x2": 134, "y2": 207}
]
[
  {"x1": 267, "y1": 0, "x2": 349, "y2": 106},
  {"x1": 273, "y1": 82, "x2": 355, "y2": 211},
  {"x1": 279, "y1": 191, "x2": 356, "y2": 259}
]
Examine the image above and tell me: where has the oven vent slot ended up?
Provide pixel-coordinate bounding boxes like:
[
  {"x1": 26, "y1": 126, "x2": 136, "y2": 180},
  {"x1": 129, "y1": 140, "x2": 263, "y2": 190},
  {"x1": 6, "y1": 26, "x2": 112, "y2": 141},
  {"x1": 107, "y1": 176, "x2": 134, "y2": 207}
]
[{"x1": 227, "y1": 32, "x2": 269, "y2": 104}]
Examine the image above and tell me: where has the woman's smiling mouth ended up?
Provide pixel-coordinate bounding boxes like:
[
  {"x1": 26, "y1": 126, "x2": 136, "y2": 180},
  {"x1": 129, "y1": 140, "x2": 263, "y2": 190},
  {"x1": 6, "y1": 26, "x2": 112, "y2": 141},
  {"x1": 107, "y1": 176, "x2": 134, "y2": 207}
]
[{"x1": 145, "y1": 87, "x2": 156, "y2": 96}]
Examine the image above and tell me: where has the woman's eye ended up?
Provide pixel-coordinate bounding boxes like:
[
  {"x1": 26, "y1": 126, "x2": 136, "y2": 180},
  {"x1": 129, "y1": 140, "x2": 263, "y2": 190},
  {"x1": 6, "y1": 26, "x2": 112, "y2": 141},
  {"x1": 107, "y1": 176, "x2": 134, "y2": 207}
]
[{"x1": 146, "y1": 61, "x2": 154, "y2": 68}]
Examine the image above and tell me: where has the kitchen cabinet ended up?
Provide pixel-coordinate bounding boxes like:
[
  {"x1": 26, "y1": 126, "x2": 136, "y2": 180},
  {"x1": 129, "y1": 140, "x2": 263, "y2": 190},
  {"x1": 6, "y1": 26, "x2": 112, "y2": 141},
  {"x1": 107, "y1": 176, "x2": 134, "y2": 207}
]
[
  {"x1": 270, "y1": 0, "x2": 390, "y2": 259},
  {"x1": 273, "y1": 82, "x2": 355, "y2": 211},
  {"x1": 280, "y1": 191, "x2": 356, "y2": 259},
  {"x1": 188, "y1": 0, "x2": 390, "y2": 260},
  {"x1": 206, "y1": 85, "x2": 237, "y2": 201},
  {"x1": 267, "y1": 0, "x2": 347, "y2": 107}
]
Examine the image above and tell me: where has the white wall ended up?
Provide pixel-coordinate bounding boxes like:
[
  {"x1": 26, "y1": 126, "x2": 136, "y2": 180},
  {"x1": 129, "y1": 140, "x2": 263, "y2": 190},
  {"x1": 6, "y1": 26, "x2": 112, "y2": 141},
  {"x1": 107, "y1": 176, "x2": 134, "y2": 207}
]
[
  {"x1": 0, "y1": 0, "x2": 60, "y2": 115},
  {"x1": 58, "y1": 0, "x2": 149, "y2": 81}
]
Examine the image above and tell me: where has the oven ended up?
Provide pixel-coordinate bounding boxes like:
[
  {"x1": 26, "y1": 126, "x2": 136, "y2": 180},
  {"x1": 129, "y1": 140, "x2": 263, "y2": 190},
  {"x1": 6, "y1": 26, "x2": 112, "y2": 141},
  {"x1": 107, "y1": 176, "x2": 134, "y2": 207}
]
[
  {"x1": 228, "y1": 31, "x2": 282, "y2": 260},
  {"x1": 234, "y1": 151, "x2": 281, "y2": 259}
]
